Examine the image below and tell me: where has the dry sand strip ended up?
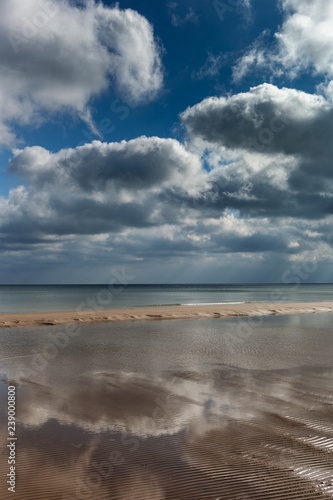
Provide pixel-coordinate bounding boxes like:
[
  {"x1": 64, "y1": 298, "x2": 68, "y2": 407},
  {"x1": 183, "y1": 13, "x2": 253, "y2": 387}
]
[{"x1": 0, "y1": 301, "x2": 332, "y2": 328}]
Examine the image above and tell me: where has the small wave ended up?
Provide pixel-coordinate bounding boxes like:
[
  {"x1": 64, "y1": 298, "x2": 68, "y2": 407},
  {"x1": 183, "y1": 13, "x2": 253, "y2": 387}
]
[
  {"x1": 180, "y1": 301, "x2": 246, "y2": 307},
  {"x1": 132, "y1": 302, "x2": 247, "y2": 308},
  {"x1": 133, "y1": 303, "x2": 183, "y2": 308}
]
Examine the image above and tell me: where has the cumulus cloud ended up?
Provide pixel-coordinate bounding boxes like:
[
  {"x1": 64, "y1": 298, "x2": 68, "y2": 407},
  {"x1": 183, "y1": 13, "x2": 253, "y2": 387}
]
[
  {"x1": 0, "y1": 1, "x2": 332, "y2": 282},
  {"x1": 181, "y1": 84, "x2": 331, "y2": 155},
  {"x1": 233, "y1": 0, "x2": 333, "y2": 82},
  {"x1": 1, "y1": 128, "x2": 332, "y2": 284},
  {"x1": 274, "y1": 0, "x2": 333, "y2": 78},
  {"x1": 181, "y1": 83, "x2": 333, "y2": 177},
  {"x1": 0, "y1": 0, "x2": 163, "y2": 146},
  {"x1": 1, "y1": 137, "x2": 202, "y2": 242},
  {"x1": 181, "y1": 83, "x2": 333, "y2": 217},
  {"x1": 9, "y1": 138, "x2": 201, "y2": 191},
  {"x1": 1, "y1": 83, "x2": 333, "y2": 281}
]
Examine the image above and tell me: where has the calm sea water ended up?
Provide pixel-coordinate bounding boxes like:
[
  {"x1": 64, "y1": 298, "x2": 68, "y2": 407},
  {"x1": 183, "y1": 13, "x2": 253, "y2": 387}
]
[{"x1": 0, "y1": 284, "x2": 332, "y2": 313}]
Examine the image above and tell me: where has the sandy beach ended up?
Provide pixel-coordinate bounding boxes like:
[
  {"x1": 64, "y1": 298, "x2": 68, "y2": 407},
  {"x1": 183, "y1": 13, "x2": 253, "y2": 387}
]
[
  {"x1": 0, "y1": 301, "x2": 333, "y2": 328},
  {"x1": 1, "y1": 0, "x2": 333, "y2": 496}
]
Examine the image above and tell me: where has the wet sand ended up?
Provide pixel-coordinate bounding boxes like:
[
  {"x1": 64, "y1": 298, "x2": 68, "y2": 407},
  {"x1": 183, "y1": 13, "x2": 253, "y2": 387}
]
[
  {"x1": 1, "y1": 313, "x2": 333, "y2": 498},
  {"x1": 0, "y1": 300, "x2": 332, "y2": 328}
]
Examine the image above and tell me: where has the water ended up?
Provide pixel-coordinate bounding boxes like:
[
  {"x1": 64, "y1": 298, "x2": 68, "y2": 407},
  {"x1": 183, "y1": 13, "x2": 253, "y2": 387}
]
[
  {"x1": 1, "y1": 313, "x2": 333, "y2": 498},
  {"x1": 0, "y1": 283, "x2": 332, "y2": 314}
]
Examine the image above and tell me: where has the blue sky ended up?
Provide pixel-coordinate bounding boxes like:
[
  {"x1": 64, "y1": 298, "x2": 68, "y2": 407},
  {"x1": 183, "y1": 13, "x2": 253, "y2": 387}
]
[
  {"x1": 0, "y1": 0, "x2": 333, "y2": 283},
  {"x1": 1, "y1": 0, "x2": 282, "y2": 154}
]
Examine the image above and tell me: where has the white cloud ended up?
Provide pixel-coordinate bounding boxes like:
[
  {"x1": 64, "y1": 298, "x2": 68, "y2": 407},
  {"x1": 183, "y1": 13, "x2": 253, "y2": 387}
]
[
  {"x1": 232, "y1": 38, "x2": 268, "y2": 83},
  {"x1": 1, "y1": 78, "x2": 333, "y2": 281},
  {"x1": 1, "y1": 137, "x2": 203, "y2": 241},
  {"x1": 181, "y1": 84, "x2": 331, "y2": 155},
  {"x1": 275, "y1": 0, "x2": 333, "y2": 77},
  {"x1": 1, "y1": 128, "x2": 332, "y2": 282},
  {"x1": 9, "y1": 137, "x2": 202, "y2": 191},
  {"x1": 233, "y1": 0, "x2": 333, "y2": 81},
  {"x1": 0, "y1": 0, "x2": 163, "y2": 146},
  {"x1": 180, "y1": 83, "x2": 333, "y2": 225},
  {"x1": 192, "y1": 53, "x2": 226, "y2": 80}
]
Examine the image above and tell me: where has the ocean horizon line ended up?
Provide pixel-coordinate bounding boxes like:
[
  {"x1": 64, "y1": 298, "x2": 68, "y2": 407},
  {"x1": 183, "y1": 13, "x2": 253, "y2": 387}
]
[{"x1": 1, "y1": 282, "x2": 333, "y2": 287}]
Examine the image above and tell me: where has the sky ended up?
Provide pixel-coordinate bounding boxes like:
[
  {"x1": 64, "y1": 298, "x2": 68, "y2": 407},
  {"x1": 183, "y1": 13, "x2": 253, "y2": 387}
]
[{"x1": 0, "y1": 0, "x2": 333, "y2": 284}]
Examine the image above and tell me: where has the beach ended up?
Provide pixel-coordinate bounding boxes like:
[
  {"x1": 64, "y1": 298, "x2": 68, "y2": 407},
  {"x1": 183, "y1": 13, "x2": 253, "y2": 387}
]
[
  {"x1": 1, "y1": 311, "x2": 333, "y2": 498},
  {"x1": 0, "y1": 301, "x2": 332, "y2": 328},
  {"x1": 1, "y1": 0, "x2": 333, "y2": 497}
]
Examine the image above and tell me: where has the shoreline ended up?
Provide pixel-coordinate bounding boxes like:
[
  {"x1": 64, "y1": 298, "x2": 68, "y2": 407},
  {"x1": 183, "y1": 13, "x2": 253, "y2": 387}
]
[{"x1": 0, "y1": 301, "x2": 333, "y2": 328}]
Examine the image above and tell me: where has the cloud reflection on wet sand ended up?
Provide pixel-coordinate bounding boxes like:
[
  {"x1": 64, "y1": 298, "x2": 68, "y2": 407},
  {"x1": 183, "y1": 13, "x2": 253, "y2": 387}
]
[{"x1": 1, "y1": 315, "x2": 333, "y2": 499}]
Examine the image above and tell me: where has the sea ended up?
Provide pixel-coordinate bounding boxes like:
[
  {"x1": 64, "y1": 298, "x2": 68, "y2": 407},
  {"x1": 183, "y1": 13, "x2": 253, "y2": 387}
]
[{"x1": 0, "y1": 283, "x2": 332, "y2": 314}]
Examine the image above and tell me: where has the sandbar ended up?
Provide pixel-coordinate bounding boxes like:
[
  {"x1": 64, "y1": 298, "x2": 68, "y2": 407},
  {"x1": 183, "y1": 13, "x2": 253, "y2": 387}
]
[{"x1": 0, "y1": 301, "x2": 332, "y2": 328}]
